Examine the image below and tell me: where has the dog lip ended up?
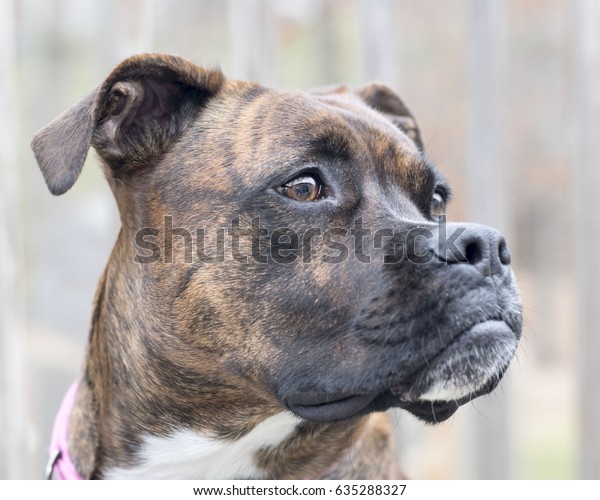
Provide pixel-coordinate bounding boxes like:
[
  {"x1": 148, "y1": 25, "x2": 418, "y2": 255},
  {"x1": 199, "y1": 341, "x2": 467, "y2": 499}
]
[
  {"x1": 392, "y1": 319, "x2": 517, "y2": 403},
  {"x1": 395, "y1": 399, "x2": 461, "y2": 423},
  {"x1": 286, "y1": 393, "x2": 377, "y2": 423},
  {"x1": 286, "y1": 319, "x2": 518, "y2": 424}
]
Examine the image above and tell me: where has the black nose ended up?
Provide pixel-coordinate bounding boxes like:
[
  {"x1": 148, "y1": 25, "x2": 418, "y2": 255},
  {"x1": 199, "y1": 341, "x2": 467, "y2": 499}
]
[{"x1": 435, "y1": 223, "x2": 511, "y2": 276}]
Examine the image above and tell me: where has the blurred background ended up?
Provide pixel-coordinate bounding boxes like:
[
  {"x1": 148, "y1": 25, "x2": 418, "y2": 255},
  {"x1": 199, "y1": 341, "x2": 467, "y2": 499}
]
[{"x1": 1, "y1": 0, "x2": 599, "y2": 480}]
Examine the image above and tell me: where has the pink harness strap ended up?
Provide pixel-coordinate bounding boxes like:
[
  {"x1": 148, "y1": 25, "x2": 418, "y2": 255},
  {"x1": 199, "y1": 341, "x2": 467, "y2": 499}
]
[{"x1": 46, "y1": 381, "x2": 83, "y2": 480}]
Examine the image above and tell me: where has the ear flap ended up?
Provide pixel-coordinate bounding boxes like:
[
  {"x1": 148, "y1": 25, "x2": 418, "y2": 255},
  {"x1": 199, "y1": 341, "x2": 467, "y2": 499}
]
[
  {"x1": 31, "y1": 89, "x2": 97, "y2": 196},
  {"x1": 31, "y1": 54, "x2": 224, "y2": 195},
  {"x1": 356, "y1": 83, "x2": 423, "y2": 150}
]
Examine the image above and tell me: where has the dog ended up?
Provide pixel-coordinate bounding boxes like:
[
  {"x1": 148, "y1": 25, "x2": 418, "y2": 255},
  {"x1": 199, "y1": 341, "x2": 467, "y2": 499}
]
[{"x1": 32, "y1": 53, "x2": 522, "y2": 479}]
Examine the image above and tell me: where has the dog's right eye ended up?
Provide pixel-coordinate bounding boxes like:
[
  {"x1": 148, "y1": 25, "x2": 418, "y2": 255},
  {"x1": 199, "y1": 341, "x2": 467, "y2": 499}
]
[
  {"x1": 278, "y1": 174, "x2": 322, "y2": 202},
  {"x1": 430, "y1": 190, "x2": 446, "y2": 219}
]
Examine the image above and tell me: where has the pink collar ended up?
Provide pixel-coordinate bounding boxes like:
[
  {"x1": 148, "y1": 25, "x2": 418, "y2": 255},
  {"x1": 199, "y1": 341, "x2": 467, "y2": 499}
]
[{"x1": 46, "y1": 381, "x2": 84, "y2": 480}]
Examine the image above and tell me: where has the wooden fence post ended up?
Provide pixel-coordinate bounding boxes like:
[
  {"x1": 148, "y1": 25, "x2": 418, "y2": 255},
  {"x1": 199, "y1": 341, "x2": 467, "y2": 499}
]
[
  {"x1": 228, "y1": 0, "x2": 279, "y2": 86},
  {"x1": 572, "y1": 0, "x2": 600, "y2": 480},
  {"x1": 0, "y1": 0, "x2": 27, "y2": 479},
  {"x1": 466, "y1": 0, "x2": 511, "y2": 479},
  {"x1": 357, "y1": 0, "x2": 398, "y2": 89},
  {"x1": 100, "y1": 0, "x2": 155, "y2": 62}
]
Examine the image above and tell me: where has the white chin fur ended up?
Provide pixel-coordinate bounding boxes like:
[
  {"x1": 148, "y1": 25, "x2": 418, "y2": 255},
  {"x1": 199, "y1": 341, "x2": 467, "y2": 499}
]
[
  {"x1": 418, "y1": 380, "x2": 486, "y2": 402},
  {"x1": 417, "y1": 334, "x2": 517, "y2": 403}
]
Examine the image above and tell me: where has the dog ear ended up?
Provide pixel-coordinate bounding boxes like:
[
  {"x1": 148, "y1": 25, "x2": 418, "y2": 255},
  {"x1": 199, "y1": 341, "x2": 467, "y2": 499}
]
[
  {"x1": 31, "y1": 54, "x2": 224, "y2": 195},
  {"x1": 31, "y1": 89, "x2": 97, "y2": 196},
  {"x1": 356, "y1": 83, "x2": 423, "y2": 150}
]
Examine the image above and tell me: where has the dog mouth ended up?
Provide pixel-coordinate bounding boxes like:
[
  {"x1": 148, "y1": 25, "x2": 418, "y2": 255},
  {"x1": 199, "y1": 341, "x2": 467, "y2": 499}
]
[
  {"x1": 392, "y1": 320, "x2": 517, "y2": 403},
  {"x1": 285, "y1": 320, "x2": 517, "y2": 424}
]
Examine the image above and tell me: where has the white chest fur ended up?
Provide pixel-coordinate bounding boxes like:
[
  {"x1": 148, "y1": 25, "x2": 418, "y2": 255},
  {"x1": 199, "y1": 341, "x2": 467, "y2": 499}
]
[{"x1": 104, "y1": 412, "x2": 300, "y2": 479}]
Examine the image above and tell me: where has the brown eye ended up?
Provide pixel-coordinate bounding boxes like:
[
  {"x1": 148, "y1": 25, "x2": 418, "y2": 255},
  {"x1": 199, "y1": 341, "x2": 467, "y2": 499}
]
[
  {"x1": 431, "y1": 190, "x2": 446, "y2": 218},
  {"x1": 280, "y1": 175, "x2": 322, "y2": 202}
]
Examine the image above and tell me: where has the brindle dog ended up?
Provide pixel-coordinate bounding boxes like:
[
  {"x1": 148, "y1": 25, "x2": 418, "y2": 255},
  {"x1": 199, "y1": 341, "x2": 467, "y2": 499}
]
[{"x1": 32, "y1": 54, "x2": 522, "y2": 479}]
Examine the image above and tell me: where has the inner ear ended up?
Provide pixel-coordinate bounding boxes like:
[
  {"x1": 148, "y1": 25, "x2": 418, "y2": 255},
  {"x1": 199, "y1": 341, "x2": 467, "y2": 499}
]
[
  {"x1": 356, "y1": 83, "x2": 423, "y2": 150},
  {"x1": 92, "y1": 77, "x2": 204, "y2": 171},
  {"x1": 108, "y1": 80, "x2": 184, "y2": 125}
]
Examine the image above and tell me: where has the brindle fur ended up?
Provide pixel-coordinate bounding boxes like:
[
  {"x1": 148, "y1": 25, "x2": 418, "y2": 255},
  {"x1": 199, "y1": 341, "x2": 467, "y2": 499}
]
[{"x1": 32, "y1": 53, "x2": 521, "y2": 479}]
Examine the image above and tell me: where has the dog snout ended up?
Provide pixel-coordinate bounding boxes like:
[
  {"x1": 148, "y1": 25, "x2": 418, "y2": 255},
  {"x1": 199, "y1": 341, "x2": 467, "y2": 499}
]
[{"x1": 435, "y1": 223, "x2": 511, "y2": 276}]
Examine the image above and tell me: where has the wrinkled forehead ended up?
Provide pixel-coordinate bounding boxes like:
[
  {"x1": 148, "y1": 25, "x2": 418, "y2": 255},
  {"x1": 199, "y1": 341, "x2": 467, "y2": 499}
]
[
  {"x1": 198, "y1": 85, "x2": 429, "y2": 191},
  {"x1": 146, "y1": 83, "x2": 447, "y2": 227},
  {"x1": 153, "y1": 84, "x2": 438, "y2": 215}
]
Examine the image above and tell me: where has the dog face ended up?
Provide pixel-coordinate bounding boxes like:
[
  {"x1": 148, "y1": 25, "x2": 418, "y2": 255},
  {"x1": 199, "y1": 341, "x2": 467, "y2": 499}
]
[
  {"x1": 33, "y1": 54, "x2": 522, "y2": 430},
  {"x1": 199, "y1": 87, "x2": 521, "y2": 424}
]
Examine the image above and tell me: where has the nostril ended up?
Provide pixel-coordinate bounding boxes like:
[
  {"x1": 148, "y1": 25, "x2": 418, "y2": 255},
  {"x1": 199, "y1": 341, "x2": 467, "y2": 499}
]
[
  {"x1": 464, "y1": 241, "x2": 483, "y2": 265},
  {"x1": 498, "y1": 238, "x2": 511, "y2": 266}
]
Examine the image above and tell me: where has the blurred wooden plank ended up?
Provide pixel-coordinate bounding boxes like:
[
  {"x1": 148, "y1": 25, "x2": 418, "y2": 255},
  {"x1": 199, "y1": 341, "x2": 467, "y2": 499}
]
[
  {"x1": 0, "y1": 0, "x2": 27, "y2": 479},
  {"x1": 572, "y1": 0, "x2": 600, "y2": 480},
  {"x1": 104, "y1": 0, "x2": 155, "y2": 62},
  {"x1": 227, "y1": 0, "x2": 279, "y2": 85},
  {"x1": 357, "y1": 0, "x2": 398, "y2": 88},
  {"x1": 467, "y1": 0, "x2": 507, "y2": 232},
  {"x1": 465, "y1": 0, "x2": 511, "y2": 479},
  {"x1": 319, "y1": 0, "x2": 337, "y2": 84}
]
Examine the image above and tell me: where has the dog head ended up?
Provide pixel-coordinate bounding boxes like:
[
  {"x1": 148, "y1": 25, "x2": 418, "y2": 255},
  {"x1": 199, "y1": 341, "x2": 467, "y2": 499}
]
[{"x1": 32, "y1": 54, "x2": 522, "y2": 430}]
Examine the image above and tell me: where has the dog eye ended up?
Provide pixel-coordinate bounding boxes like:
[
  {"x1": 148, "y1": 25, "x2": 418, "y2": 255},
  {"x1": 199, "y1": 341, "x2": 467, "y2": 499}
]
[
  {"x1": 279, "y1": 174, "x2": 322, "y2": 202},
  {"x1": 431, "y1": 190, "x2": 446, "y2": 218}
]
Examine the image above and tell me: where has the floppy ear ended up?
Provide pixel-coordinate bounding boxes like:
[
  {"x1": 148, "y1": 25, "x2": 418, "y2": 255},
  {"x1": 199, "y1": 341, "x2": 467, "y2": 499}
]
[
  {"x1": 31, "y1": 89, "x2": 97, "y2": 196},
  {"x1": 356, "y1": 83, "x2": 423, "y2": 150},
  {"x1": 31, "y1": 53, "x2": 224, "y2": 195}
]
